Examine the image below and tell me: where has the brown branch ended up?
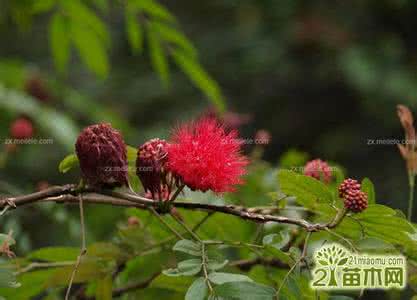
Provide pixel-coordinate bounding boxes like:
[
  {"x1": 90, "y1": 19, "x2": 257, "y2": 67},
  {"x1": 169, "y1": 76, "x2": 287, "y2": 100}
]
[
  {"x1": 112, "y1": 271, "x2": 161, "y2": 298},
  {"x1": 0, "y1": 184, "x2": 77, "y2": 207},
  {"x1": 230, "y1": 257, "x2": 288, "y2": 271},
  {"x1": 0, "y1": 185, "x2": 335, "y2": 232}
]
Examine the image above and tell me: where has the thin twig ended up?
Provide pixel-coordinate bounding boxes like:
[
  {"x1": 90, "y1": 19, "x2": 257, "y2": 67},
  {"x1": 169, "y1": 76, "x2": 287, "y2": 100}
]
[
  {"x1": 148, "y1": 207, "x2": 184, "y2": 240},
  {"x1": 201, "y1": 243, "x2": 214, "y2": 294},
  {"x1": 276, "y1": 232, "x2": 312, "y2": 298},
  {"x1": 112, "y1": 272, "x2": 161, "y2": 297},
  {"x1": 15, "y1": 261, "x2": 75, "y2": 275},
  {"x1": 408, "y1": 173, "x2": 415, "y2": 221},
  {"x1": 140, "y1": 212, "x2": 213, "y2": 253},
  {"x1": 324, "y1": 227, "x2": 358, "y2": 253},
  {"x1": 170, "y1": 211, "x2": 201, "y2": 242},
  {"x1": 65, "y1": 195, "x2": 87, "y2": 300},
  {"x1": 170, "y1": 184, "x2": 185, "y2": 202},
  {"x1": 0, "y1": 205, "x2": 9, "y2": 216}
]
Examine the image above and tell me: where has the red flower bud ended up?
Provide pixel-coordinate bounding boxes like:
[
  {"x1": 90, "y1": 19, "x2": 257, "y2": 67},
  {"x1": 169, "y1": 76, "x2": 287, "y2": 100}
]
[
  {"x1": 136, "y1": 138, "x2": 177, "y2": 201},
  {"x1": 304, "y1": 159, "x2": 332, "y2": 183},
  {"x1": 10, "y1": 117, "x2": 34, "y2": 139},
  {"x1": 338, "y1": 178, "x2": 360, "y2": 198},
  {"x1": 344, "y1": 190, "x2": 368, "y2": 213},
  {"x1": 338, "y1": 178, "x2": 368, "y2": 213},
  {"x1": 75, "y1": 123, "x2": 128, "y2": 187},
  {"x1": 25, "y1": 75, "x2": 50, "y2": 102}
]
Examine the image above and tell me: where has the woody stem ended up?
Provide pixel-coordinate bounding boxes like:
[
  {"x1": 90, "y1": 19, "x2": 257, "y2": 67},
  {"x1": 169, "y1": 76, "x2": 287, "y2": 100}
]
[{"x1": 408, "y1": 173, "x2": 415, "y2": 221}]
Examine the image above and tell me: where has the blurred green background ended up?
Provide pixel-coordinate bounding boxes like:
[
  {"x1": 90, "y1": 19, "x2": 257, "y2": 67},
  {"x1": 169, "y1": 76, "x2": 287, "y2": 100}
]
[{"x1": 0, "y1": 0, "x2": 415, "y2": 265}]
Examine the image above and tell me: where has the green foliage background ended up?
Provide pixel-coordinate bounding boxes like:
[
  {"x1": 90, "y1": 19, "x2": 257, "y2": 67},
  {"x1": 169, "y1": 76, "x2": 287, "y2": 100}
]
[{"x1": 1, "y1": 0, "x2": 417, "y2": 299}]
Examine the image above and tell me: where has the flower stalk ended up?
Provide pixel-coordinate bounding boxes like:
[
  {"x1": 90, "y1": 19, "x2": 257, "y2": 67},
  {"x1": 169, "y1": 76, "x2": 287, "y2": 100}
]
[{"x1": 397, "y1": 104, "x2": 417, "y2": 220}]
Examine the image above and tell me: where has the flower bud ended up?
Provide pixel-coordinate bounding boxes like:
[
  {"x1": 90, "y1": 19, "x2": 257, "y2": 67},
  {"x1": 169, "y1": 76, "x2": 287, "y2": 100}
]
[
  {"x1": 25, "y1": 75, "x2": 51, "y2": 102},
  {"x1": 10, "y1": 117, "x2": 34, "y2": 139},
  {"x1": 136, "y1": 138, "x2": 176, "y2": 201},
  {"x1": 304, "y1": 159, "x2": 332, "y2": 183},
  {"x1": 75, "y1": 123, "x2": 128, "y2": 187}
]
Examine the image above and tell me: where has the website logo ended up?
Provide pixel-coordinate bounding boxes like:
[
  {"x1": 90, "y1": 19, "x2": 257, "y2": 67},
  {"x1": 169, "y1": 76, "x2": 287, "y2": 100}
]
[{"x1": 311, "y1": 243, "x2": 406, "y2": 290}]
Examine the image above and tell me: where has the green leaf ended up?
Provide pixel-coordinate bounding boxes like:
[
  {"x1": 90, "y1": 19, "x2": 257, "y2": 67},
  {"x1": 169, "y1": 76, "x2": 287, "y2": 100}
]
[
  {"x1": 355, "y1": 237, "x2": 396, "y2": 253},
  {"x1": 171, "y1": 48, "x2": 226, "y2": 113},
  {"x1": 58, "y1": 154, "x2": 79, "y2": 173},
  {"x1": 278, "y1": 149, "x2": 309, "y2": 170},
  {"x1": 361, "y1": 177, "x2": 375, "y2": 204},
  {"x1": 177, "y1": 259, "x2": 202, "y2": 275},
  {"x1": 334, "y1": 204, "x2": 417, "y2": 250},
  {"x1": 172, "y1": 239, "x2": 201, "y2": 256},
  {"x1": 28, "y1": 247, "x2": 79, "y2": 261},
  {"x1": 277, "y1": 170, "x2": 333, "y2": 208},
  {"x1": 70, "y1": 22, "x2": 109, "y2": 78},
  {"x1": 208, "y1": 272, "x2": 253, "y2": 285},
  {"x1": 96, "y1": 275, "x2": 112, "y2": 300},
  {"x1": 62, "y1": 0, "x2": 109, "y2": 45},
  {"x1": 148, "y1": 27, "x2": 169, "y2": 86},
  {"x1": 0, "y1": 269, "x2": 54, "y2": 299},
  {"x1": 92, "y1": 0, "x2": 108, "y2": 12},
  {"x1": 126, "y1": 145, "x2": 141, "y2": 192},
  {"x1": 88, "y1": 243, "x2": 122, "y2": 261},
  {"x1": 207, "y1": 259, "x2": 229, "y2": 271},
  {"x1": 185, "y1": 277, "x2": 207, "y2": 300},
  {"x1": 46, "y1": 261, "x2": 105, "y2": 287},
  {"x1": 150, "y1": 274, "x2": 194, "y2": 292},
  {"x1": 0, "y1": 268, "x2": 20, "y2": 288},
  {"x1": 32, "y1": 0, "x2": 56, "y2": 14},
  {"x1": 133, "y1": 0, "x2": 176, "y2": 22},
  {"x1": 162, "y1": 268, "x2": 183, "y2": 277},
  {"x1": 125, "y1": 5, "x2": 143, "y2": 54},
  {"x1": 163, "y1": 259, "x2": 202, "y2": 277},
  {"x1": 262, "y1": 231, "x2": 290, "y2": 250},
  {"x1": 49, "y1": 13, "x2": 70, "y2": 72},
  {"x1": 263, "y1": 245, "x2": 292, "y2": 265},
  {"x1": 152, "y1": 22, "x2": 197, "y2": 57},
  {"x1": 214, "y1": 281, "x2": 276, "y2": 300}
]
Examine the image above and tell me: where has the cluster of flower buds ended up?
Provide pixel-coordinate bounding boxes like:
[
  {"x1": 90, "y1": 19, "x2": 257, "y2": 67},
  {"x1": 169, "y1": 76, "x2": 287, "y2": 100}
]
[
  {"x1": 303, "y1": 159, "x2": 332, "y2": 183},
  {"x1": 338, "y1": 178, "x2": 368, "y2": 213}
]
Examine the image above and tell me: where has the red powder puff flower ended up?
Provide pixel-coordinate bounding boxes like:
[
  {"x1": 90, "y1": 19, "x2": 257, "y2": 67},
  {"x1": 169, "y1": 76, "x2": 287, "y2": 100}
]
[
  {"x1": 303, "y1": 159, "x2": 332, "y2": 183},
  {"x1": 10, "y1": 117, "x2": 34, "y2": 139},
  {"x1": 167, "y1": 118, "x2": 248, "y2": 193},
  {"x1": 75, "y1": 123, "x2": 128, "y2": 187}
]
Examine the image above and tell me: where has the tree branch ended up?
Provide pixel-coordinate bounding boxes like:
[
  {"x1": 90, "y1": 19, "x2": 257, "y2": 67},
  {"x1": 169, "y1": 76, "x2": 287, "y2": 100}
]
[
  {"x1": 0, "y1": 185, "x2": 336, "y2": 232},
  {"x1": 112, "y1": 272, "x2": 161, "y2": 298}
]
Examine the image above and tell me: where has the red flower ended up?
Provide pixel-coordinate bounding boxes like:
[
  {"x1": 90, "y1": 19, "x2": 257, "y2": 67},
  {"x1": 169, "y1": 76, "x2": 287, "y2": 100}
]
[{"x1": 167, "y1": 118, "x2": 248, "y2": 193}]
